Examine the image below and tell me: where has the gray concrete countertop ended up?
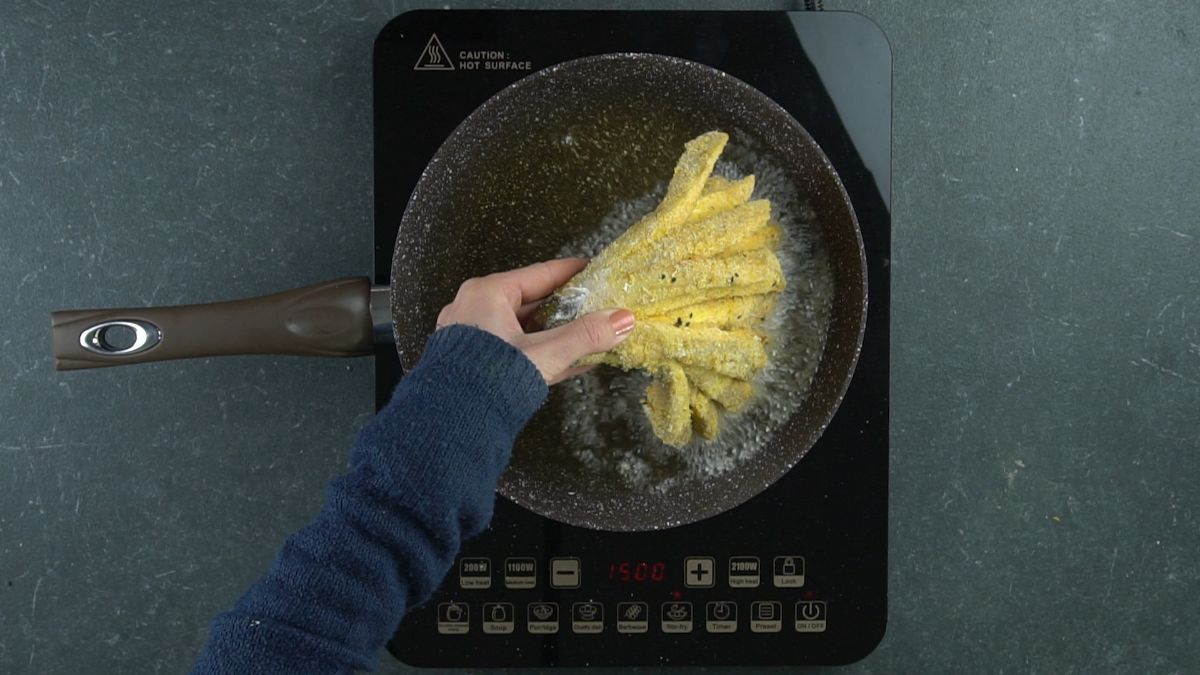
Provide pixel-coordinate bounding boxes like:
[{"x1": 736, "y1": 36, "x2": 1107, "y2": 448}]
[{"x1": 1, "y1": 1, "x2": 1197, "y2": 673}]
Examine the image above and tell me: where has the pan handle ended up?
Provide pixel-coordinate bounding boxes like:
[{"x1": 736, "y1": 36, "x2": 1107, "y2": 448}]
[{"x1": 50, "y1": 277, "x2": 388, "y2": 371}]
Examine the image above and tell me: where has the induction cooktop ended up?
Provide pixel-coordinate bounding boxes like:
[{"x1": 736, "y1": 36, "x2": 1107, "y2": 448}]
[{"x1": 373, "y1": 9, "x2": 891, "y2": 668}]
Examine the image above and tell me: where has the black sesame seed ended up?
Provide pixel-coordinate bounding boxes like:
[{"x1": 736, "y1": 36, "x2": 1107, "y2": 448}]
[
  {"x1": 674, "y1": 318, "x2": 683, "y2": 327},
  {"x1": 670, "y1": 277, "x2": 677, "y2": 283}
]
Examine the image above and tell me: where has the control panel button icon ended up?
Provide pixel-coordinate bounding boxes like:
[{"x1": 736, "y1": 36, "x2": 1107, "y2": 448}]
[
  {"x1": 660, "y1": 601, "x2": 694, "y2": 633},
  {"x1": 795, "y1": 600, "x2": 827, "y2": 632},
  {"x1": 750, "y1": 601, "x2": 782, "y2": 633},
  {"x1": 728, "y1": 556, "x2": 760, "y2": 588},
  {"x1": 616, "y1": 602, "x2": 649, "y2": 634},
  {"x1": 684, "y1": 556, "x2": 715, "y2": 588},
  {"x1": 549, "y1": 557, "x2": 581, "y2": 589},
  {"x1": 437, "y1": 602, "x2": 469, "y2": 634},
  {"x1": 527, "y1": 602, "x2": 559, "y2": 634},
  {"x1": 571, "y1": 601, "x2": 604, "y2": 633},
  {"x1": 773, "y1": 556, "x2": 805, "y2": 587},
  {"x1": 482, "y1": 602, "x2": 514, "y2": 634},
  {"x1": 705, "y1": 601, "x2": 738, "y2": 633},
  {"x1": 504, "y1": 557, "x2": 537, "y2": 589},
  {"x1": 459, "y1": 557, "x2": 491, "y2": 589}
]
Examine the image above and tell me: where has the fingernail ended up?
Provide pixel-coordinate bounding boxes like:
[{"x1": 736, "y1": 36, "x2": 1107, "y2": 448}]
[{"x1": 610, "y1": 309, "x2": 635, "y2": 340}]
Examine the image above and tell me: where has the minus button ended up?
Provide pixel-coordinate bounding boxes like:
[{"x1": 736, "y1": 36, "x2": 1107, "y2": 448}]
[{"x1": 550, "y1": 557, "x2": 581, "y2": 589}]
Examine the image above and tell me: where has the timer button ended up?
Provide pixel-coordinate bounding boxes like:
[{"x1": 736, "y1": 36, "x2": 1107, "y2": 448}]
[
  {"x1": 683, "y1": 556, "x2": 715, "y2": 588},
  {"x1": 549, "y1": 557, "x2": 581, "y2": 589},
  {"x1": 705, "y1": 601, "x2": 738, "y2": 633}
]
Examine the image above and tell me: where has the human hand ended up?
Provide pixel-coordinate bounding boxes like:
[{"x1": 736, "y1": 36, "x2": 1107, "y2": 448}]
[{"x1": 435, "y1": 259, "x2": 635, "y2": 385}]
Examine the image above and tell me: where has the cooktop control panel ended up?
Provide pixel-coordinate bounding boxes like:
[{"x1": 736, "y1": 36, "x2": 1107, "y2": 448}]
[
  {"x1": 375, "y1": 8, "x2": 890, "y2": 668},
  {"x1": 432, "y1": 554, "x2": 827, "y2": 637},
  {"x1": 393, "y1": 515, "x2": 879, "y2": 669}
]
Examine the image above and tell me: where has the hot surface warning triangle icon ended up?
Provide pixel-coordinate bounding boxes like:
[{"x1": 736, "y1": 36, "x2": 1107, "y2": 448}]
[{"x1": 414, "y1": 34, "x2": 455, "y2": 71}]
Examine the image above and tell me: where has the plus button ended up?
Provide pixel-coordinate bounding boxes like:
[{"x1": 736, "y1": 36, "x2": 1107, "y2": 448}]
[{"x1": 683, "y1": 557, "x2": 715, "y2": 588}]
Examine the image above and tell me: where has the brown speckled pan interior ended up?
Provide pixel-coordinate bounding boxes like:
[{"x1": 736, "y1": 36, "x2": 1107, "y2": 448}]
[{"x1": 391, "y1": 53, "x2": 866, "y2": 531}]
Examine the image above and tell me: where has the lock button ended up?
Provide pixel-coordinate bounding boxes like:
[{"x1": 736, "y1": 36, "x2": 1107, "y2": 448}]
[{"x1": 772, "y1": 556, "x2": 805, "y2": 587}]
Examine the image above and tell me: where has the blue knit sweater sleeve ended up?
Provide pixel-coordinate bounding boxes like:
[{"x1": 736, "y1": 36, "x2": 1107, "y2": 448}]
[{"x1": 191, "y1": 325, "x2": 548, "y2": 674}]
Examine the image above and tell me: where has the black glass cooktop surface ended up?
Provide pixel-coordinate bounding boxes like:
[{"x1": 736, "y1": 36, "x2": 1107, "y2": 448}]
[{"x1": 374, "y1": 10, "x2": 890, "y2": 668}]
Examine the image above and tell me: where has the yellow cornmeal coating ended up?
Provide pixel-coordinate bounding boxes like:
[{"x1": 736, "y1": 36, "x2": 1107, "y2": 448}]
[
  {"x1": 686, "y1": 175, "x2": 756, "y2": 224},
  {"x1": 596, "y1": 131, "x2": 728, "y2": 266},
  {"x1": 645, "y1": 293, "x2": 779, "y2": 331},
  {"x1": 725, "y1": 218, "x2": 784, "y2": 255},
  {"x1": 584, "y1": 322, "x2": 767, "y2": 380},
  {"x1": 543, "y1": 131, "x2": 792, "y2": 446},
  {"x1": 630, "y1": 200, "x2": 772, "y2": 266},
  {"x1": 644, "y1": 363, "x2": 692, "y2": 448},
  {"x1": 689, "y1": 390, "x2": 721, "y2": 440},
  {"x1": 700, "y1": 174, "x2": 734, "y2": 195},
  {"x1": 620, "y1": 248, "x2": 785, "y2": 317},
  {"x1": 684, "y1": 366, "x2": 755, "y2": 413}
]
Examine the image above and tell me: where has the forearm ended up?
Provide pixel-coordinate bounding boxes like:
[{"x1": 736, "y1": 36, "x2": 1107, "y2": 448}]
[{"x1": 191, "y1": 326, "x2": 547, "y2": 674}]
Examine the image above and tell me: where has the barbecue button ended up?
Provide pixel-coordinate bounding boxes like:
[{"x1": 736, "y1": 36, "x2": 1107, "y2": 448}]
[
  {"x1": 459, "y1": 557, "x2": 491, "y2": 589},
  {"x1": 616, "y1": 602, "x2": 649, "y2": 634},
  {"x1": 549, "y1": 557, "x2": 581, "y2": 589}
]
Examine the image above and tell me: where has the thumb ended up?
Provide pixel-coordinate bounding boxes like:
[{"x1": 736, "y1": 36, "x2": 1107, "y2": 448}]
[{"x1": 527, "y1": 309, "x2": 635, "y2": 380}]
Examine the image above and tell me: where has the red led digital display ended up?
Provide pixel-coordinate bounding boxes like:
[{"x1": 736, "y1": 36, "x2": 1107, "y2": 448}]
[{"x1": 608, "y1": 561, "x2": 666, "y2": 582}]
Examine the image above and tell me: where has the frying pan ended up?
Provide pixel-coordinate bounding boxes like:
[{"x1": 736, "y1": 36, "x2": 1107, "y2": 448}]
[{"x1": 51, "y1": 53, "x2": 866, "y2": 531}]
